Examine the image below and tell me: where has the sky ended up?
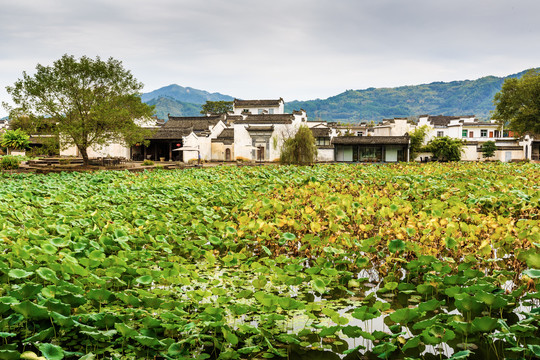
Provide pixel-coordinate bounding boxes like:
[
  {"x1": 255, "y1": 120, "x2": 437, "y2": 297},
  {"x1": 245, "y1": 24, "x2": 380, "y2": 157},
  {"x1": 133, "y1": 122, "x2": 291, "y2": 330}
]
[{"x1": 1, "y1": 0, "x2": 539, "y2": 117}]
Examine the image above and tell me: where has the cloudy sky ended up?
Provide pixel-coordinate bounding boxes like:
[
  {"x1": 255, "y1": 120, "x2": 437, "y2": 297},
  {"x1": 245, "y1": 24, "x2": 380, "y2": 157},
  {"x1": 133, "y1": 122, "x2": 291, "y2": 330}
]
[{"x1": 1, "y1": 0, "x2": 539, "y2": 117}]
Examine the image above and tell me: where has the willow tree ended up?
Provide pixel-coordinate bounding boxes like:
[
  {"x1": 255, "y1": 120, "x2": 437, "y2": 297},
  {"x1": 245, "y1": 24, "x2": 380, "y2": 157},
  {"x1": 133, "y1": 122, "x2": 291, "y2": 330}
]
[
  {"x1": 280, "y1": 125, "x2": 318, "y2": 165},
  {"x1": 5, "y1": 54, "x2": 154, "y2": 164}
]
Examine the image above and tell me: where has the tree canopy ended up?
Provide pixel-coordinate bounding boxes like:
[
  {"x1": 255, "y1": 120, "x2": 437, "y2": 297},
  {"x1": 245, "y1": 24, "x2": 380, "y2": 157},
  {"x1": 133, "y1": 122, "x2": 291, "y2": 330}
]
[
  {"x1": 425, "y1": 136, "x2": 464, "y2": 162},
  {"x1": 200, "y1": 101, "x2": 233, "y2": 115},
  {"x1": 280, "y1": 125, "x2": 318, "y2": 165},
  {"x1": 4, "y1": 54, "x2": 154, "y2": 164},
  {"x1": 492, "y1": 69, "x2": 540, "y2": 136}
]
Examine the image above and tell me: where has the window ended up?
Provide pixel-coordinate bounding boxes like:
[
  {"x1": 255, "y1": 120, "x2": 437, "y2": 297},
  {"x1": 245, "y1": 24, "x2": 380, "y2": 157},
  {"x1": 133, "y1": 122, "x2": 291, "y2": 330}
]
[
  {"x1": 437, "y1": 131, "x2": 444, "y2": 137},
  {"x1": 462, "y1": 129, "x2": 468, "y2": 138},
  {"x1": 268, "y1": 109, "x2": 274, "y2": 114},
  {"x1": 356, "y1": 132, "x2": 363, "y2": 136},
  {"x1": 316, "y1": 137, "x2": 330, "y2": 146},
  {"x1": 481, "y1": 129, "x2": 487, "y2": 137},
  {"x1": 258, "y1": 109, "x2": 264, "y2": 114}
]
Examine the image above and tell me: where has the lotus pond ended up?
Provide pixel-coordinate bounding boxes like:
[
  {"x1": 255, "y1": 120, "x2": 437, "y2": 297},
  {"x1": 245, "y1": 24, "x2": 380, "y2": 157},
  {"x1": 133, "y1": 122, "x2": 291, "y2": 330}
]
[{"x1": 0, "y1": 162, "x2": 539, "y2": 360}]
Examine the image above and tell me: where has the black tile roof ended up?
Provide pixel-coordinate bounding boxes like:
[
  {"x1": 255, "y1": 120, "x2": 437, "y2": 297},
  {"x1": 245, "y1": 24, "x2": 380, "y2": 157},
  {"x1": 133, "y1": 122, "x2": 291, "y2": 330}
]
[
  {"x1": 234, "y1": 99, "x2": 283, "y2": 107},
  {"x1": 332, "y1": 135, "x2": 409, "y2": 145}
]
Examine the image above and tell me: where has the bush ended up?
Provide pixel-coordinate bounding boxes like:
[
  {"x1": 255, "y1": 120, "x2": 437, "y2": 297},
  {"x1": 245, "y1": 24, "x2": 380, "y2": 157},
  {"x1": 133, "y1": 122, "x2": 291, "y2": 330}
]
[
  {"x1": 142, "y1": 160, "x2": 154, "y2": 166},
  {"x1": 0, "y1": 156, "x2": 21, "y2": 170}
]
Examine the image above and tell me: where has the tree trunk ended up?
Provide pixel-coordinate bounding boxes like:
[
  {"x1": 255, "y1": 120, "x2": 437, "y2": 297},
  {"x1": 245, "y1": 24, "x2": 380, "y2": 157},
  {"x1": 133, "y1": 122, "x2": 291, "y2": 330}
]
[{"x1": 79, "y1": 146, "x2": 89, "y2": 166}]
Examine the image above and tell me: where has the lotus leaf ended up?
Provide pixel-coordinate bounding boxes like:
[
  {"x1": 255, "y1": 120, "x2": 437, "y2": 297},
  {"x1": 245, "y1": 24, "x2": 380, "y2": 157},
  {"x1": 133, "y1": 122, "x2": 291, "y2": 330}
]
[
  {"x1": 8, "y1": 269, "x2": 33, "y2": 279},
  {"x1": 38, "y1": 343, "x2": 64, "y2": 360}
]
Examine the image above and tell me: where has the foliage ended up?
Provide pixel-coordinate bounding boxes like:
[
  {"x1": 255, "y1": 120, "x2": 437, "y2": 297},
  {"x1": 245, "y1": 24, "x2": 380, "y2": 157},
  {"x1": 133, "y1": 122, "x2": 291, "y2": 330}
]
[
  {"x1": 142, "y1": 159, "x2": 154, "y2": 166},
  {"x1": 0, "y1": 163, "x2": 538, "y2": 359},
  {"x1": 0, "y1": 155, "x2": 21, "y2": 169},
  {"x1": 409, "y1": 125, "x2": 430, "y2": 160},
  {"x1": 492, "y1": 69, "x2": 540, "y2": 135},
  {"x1": 0, "y1": 128, "x2": 30, "y2": 153},
  {"x1": 481, "y1": 140, "x2": 497, "y2": 159},
  {"x1": 280, "y1": 125, "x2": 318, "y2": 165},
  {"x1": 426, "y1": 136, "x2": 465, "y2": 161},
  {"x1": 285, "y1": 69, "x2": 533, "y2": 121},
  {"x1": 200, "y1": 100, "x2": 233, "y2": 115},
  {"x1": 5, "y1": 54, "x2": 155, "y2": 165}
]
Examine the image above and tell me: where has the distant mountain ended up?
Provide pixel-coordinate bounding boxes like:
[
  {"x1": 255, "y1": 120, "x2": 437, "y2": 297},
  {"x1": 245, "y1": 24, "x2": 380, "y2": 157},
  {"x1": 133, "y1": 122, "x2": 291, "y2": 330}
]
[
  {"x1": 146, "y1": 97, "x2": 202, "y2": 120},
  {"x1": 144, "y1": 69, "x2": 535, "y2": 122},
  {"x1": 142, "y1": 84, "x2": 234, "y2": 105},
  {"x1": 285, "y1": 69, "x2": 533, "y2": 122}
]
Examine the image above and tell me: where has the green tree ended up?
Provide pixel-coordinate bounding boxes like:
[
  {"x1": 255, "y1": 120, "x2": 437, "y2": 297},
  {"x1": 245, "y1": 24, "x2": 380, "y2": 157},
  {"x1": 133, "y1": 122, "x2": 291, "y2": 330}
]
[
  {"x1": 409, "y1": 125, "x2": 430, "y2": 160},
  {"x1": 200, "y1": 101, "x2": 233, "y2": 115},
  {"x1": 425, "y1": 136, "x2": 464, "y2": 162},
  {"x1": 0, "y1": 128, "x2": 30, "y2": 154},
  {"x1": 492, "y1": 69, "x2": 540, "y2": 136},
  {"x1": 4, "y1": 54, "x2": 154, "y2": 165},
  {"x1": 280, "y1": 125, "x2": 318, "y2": 165},
  {"x1": 480, "y1": 140, "x2": 497, "y2": 160}
]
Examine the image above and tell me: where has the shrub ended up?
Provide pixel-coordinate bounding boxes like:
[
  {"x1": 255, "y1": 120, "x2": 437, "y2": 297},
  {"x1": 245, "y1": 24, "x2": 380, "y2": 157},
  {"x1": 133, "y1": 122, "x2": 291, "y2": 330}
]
[
  {"x1": 0, "y1": 156, "x2": 21, "y2": 170},
  {"x1": 481, "y1": 141, "x2": 497, "y2": 159},
  {"x1": 142, "y1": 160, "x2": 154, "y2": 166}
]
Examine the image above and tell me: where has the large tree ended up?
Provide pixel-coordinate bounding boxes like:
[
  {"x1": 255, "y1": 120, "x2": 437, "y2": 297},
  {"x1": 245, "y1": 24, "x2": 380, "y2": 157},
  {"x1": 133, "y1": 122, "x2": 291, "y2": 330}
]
[
  {"x1": 492, "y1": 69, "x2": 540, "y2": 136},
  {"x1": 4, "y1": 54, "x2": 154, "y2": 164},
  {"x1": 200, "y1": 100, "x2": 233, "y2": 115}
]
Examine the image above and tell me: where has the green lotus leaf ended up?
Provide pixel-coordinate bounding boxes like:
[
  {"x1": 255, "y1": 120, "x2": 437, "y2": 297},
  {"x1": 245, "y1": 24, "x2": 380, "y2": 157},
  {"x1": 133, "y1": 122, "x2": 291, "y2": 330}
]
[
  {"x1": 418, "y1": 299, "x2": 445, "y2": 313},
  {"x1": 41, "y1": 244, "x2": 58, "y2": 254},
  {"x1": 449, "y1": 321, "x2": 473, "y2": 336},
  {"x1": 49, "y1": 237, "x2": 70, "y2": 247},
  {"x1": 115, "y1": 323, "x2": 139, "y2": 338},
  {"x1": 208, "y1": 235, "x2": 222, "y2": 245},
  {"x1": 351, "y1": 306, "x2": 380, "y2": 321},
  {"x1": 0, "y1": 350, "x2": 21, "y2": 360},
  {"x1": 402, "y1": 335, "x2": 422, "y2": 352},
  {"x1": 472, "y1": 316, "x2": 499, "y2": 332},
  {"x1": 135, "y1": 275, "x2": 153, "y2": 285},
  {"x1": 421, "y1": 325, "x2": 455, "y2": 345},
  {"x1": 523, "y1": 269, "x2": 540, "y2": 278},
  {"x1": 528, "y1": 345, "x2": 540, "y2": 357},
  {"x1": 12, "y1": 300, "x2": 49, "y2": 319},
  {"x1": 225, "y1": 226, "x2": 237, "y2": 234},
  {"x1": 262, "y1": 245, "x2": 272, "y2": 256},
  {"x1": 36, "y1": 267, "x2": 59, "y2": 283},
  {"x1": 0, "y1": 332, "x2": 16, "y2": 338},
  {"x1": 38, "y1": 343, "x2": 64, "y2": 360},
  {"x1": 23, "y1": 327, "x2": 55, "y2": 343},
  {"x1": 8, "y1": 269, "x2": 34, "y2": 279},
  {"x1": 282, "y1": 232, "x2": 296, "y2": 241},
  {"x1": 449, "y1": 350, "x2": 473, "y2": 359},
  {"x1": 389, "y1": 307, "x2": 420, "y2": 325},
  {"x1": 388, "y1": 239, "x2": 406, "y2": 253},
  {"x1": 87, "y1": 289, "x2": 113, "y2": 302},
  {"x1": 372, "y1": 342, "x2": 397, "y2": 358},
  {"x1": 134, "y1": 335, "x2": 165, "y2": 348},
  {"x1": 312, "y1": 278, "x2": 326, "y2": 294}
]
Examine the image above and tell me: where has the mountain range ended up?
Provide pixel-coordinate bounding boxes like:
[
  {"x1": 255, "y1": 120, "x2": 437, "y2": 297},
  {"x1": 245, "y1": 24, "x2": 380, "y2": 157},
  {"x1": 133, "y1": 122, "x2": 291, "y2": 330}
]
[{"x1": 143, "y1": 69, "x2": 534, "y2": 122}]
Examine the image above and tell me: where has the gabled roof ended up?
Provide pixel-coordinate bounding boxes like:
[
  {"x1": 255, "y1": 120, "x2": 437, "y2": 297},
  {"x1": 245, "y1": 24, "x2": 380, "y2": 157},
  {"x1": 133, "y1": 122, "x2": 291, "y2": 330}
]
[
  {"x1": 152, "y1": 115, "x2": 223, "y2": 139},
  {"x1": 235, "y1": 114, "x2": 294, "y2": 124},
  {"x1": 311, "y1": 127, "x2": 330, "y2": 137},
  {"x1": 234, "y1": 98, "x2": 283, "y2": 107},
  {"x1": 332, "y1": 135, "x2": 409, "y2": 145}
]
